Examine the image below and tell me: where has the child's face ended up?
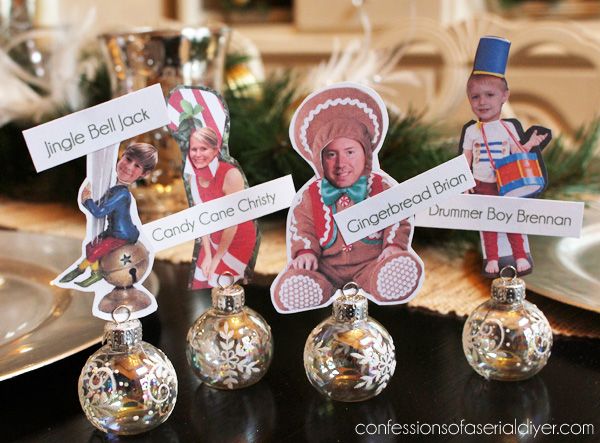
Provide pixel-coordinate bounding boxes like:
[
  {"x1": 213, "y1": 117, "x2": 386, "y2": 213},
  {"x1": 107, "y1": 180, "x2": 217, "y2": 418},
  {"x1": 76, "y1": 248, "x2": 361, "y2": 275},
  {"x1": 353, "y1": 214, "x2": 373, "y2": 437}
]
[
  {"x1": 116, "y1": 154, "x2": 147, "y2": 185},
  {"x1": 189, "y1": 135, "x2": 218, "y2": 169},
  {"x1": 322, "y1": 137, "x2": 366, "y2": 188},
  {"x1": 467, "y1": 76, "x2": 509, "y2": 122}
]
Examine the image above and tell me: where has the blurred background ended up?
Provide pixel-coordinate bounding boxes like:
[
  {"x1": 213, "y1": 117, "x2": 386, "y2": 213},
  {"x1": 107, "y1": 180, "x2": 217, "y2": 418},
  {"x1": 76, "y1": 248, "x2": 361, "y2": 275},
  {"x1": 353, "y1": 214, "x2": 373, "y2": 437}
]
[
  {"x1": 2, "y1": 0, "x2": 599, "y2": 209},
  {"x1": 1, "y1": 1, "x2": 599, "y2": 387}
]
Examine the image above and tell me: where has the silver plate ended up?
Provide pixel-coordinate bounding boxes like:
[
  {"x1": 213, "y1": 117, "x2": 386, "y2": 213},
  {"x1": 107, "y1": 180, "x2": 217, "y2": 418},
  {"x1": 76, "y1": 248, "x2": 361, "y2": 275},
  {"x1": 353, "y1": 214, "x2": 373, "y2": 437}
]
[
  {"x1": 0, "y1": 231, "x2": 159, "y2": 381},
  {"x1": 525, "y1": 206, "x2": 600, "y2": 313}
]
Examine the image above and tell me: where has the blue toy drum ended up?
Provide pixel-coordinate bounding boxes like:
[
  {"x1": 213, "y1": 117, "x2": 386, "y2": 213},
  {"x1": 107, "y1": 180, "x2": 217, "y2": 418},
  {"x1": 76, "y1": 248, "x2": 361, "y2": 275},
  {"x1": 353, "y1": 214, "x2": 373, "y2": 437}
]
[{"x1": 495, "y1": 152, "x2": 545, "y2": 197}]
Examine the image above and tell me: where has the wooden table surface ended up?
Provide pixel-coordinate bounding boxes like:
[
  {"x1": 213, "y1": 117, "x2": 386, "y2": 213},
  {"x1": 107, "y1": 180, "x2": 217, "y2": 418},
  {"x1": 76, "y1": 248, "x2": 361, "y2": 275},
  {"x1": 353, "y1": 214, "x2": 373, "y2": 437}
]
[{"x1": 2, "y1": 261, "x2": 599, "y2": 443}]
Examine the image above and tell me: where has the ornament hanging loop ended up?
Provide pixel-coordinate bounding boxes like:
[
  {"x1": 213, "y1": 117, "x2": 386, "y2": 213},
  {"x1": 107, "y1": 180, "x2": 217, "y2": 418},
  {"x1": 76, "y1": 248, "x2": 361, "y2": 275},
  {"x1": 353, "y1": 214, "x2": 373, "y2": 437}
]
[
  {"x1": 342, "y1": 281, "x2": 360, "y2": 297},
  {"x1": 335, "y1": 282, "x2": 367, "y2": 322},
  {"x1": 500, "y1": 265, "x2": 518, "y2": 281},
  {"x1": 111, "y1": 305, "x2": 132, "y2": 324},
  {"x1": 217, "y1": 271, "x2": 235, "y2": 289},
  {"x1": 104, "y1": 306, "x2": 142, "y2": 350},
  {"x1": 212, "y1": 272, "x2": 244, "y2": 313},
  {"x1": 492, "y1": 266, "x2": 526, "y2": 304}
]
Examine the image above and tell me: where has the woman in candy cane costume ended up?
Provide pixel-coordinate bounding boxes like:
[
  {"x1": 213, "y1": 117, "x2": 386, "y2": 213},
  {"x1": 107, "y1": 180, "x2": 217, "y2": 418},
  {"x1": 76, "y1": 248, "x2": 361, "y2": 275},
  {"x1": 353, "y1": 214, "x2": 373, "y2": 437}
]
[
  {"x1": 186, "y1": 127, "x2": 257, "y2": 288},
  {"x1": 271, "y1": 83, "x2": 424, "y2": 313},
  {"x1": 168, "y1": 86, "x2": 257, "y2": 289}
]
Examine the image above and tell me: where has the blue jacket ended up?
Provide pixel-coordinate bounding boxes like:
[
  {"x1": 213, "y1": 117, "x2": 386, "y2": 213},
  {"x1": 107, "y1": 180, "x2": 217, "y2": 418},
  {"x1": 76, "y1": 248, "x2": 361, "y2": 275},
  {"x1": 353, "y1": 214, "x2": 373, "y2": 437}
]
[{"x1": 84, "y1": 185, "x2": 139, "y2": 242}]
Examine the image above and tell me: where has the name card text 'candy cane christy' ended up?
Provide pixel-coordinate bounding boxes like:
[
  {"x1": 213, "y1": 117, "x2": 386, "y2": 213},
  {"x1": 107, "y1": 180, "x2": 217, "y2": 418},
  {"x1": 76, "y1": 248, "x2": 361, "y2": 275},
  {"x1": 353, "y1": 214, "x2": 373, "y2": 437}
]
[{"x1": 143, "y1": 175, "x2": 296, "y2": 251}]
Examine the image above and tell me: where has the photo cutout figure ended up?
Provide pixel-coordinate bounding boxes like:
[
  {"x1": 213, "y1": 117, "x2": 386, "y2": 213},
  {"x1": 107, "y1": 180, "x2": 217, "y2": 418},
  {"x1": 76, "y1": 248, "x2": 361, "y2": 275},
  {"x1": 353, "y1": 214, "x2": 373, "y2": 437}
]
[
  {"x1": 460, "y1": 36, "x2": 552, "y2": 278},
  {"x1": 167, "y1": 86, "x2": 259, "y2": 289},
  {"x1": 55, "y1": 143, "x2": 158, "y2": 320},
  {"x1": 271, "y1": 82, "x2": 425, "y2": 313}
]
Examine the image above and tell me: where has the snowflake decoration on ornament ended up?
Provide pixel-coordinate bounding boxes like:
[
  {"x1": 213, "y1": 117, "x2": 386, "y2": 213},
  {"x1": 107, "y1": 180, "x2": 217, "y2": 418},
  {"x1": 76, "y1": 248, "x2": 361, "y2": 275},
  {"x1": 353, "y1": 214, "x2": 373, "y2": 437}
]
[
  {"x1": 350, "y1": 331, "x2": 396, "y2": 395},
  {"x1": 217, "y1": 321, "x2": 261, "y2": 389}
]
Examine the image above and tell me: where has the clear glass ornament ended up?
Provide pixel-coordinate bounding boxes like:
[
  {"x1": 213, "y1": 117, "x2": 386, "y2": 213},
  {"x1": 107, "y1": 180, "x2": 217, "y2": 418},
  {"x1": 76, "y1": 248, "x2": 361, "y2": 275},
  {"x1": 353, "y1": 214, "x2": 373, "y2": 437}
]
[
  {"x1": 186, "y1": 275, "x2": 273, "y2": 389},
  {"x1": 78, "y1": 308, "x2": 178, "y2": 435},
  {"x1": 304, "y1": 282, "x2": 396, "y2": 402},
  {"x1": 463, "y1": 266, "x2": 553, "y2": 381}
]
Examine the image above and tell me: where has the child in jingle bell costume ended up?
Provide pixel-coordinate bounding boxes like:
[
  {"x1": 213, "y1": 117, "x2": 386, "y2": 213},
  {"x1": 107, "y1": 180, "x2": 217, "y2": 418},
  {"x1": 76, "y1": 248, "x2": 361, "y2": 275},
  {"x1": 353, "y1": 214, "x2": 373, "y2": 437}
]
[
  {"x1": 461, "y1": 36, "x2": 549, "y2": 276},
  {"x1": 271, "y1": 84, "x2": 423, "y2": 313},
  {"x1": 60, "y1": 143, "x2": 158, "y2": 287}
]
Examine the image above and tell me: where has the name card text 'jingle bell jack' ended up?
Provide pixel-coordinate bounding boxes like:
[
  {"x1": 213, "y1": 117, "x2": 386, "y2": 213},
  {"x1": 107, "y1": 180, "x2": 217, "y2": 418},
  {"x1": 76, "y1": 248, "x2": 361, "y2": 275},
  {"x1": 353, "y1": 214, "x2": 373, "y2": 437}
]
[{"x1": 23, "y1": 84, "x2": 169, "y2": 172}]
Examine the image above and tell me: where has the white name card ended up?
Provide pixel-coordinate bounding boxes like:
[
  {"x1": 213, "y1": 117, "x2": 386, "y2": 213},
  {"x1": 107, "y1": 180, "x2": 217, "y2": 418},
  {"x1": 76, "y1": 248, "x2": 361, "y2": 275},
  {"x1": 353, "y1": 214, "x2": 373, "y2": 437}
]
[
  {"x1": 143, "y1": 175, "x2": 296, "y2": 251},
  {"x1": 415, "y1": 194, "x2": 584, "y2": 237},
  {"x1": 334, "y1": 155, "x2": 475, "y2": 244},
  {"x1": 23, "y1": 84, "x2": 169, "y2": 172}
]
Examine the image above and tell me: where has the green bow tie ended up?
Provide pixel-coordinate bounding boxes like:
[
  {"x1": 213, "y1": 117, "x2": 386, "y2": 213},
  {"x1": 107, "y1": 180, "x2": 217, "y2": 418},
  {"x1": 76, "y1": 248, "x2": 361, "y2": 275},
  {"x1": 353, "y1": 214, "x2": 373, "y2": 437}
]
[{"x1": 321, "y1": 176, "x2": 368, "y2": 206}]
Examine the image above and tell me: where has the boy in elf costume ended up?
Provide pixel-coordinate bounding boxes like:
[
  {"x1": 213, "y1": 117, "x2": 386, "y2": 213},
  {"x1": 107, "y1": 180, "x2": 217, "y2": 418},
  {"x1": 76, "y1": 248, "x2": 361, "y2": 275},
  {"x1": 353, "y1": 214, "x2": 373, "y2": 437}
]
[
  {"x1": 460, "y1": 36, "x2": 551, "y2": 277},
  {"x1": 59, "y1": 143, "x2": 158, "y2": 287},
  {"x1": 271, "y1": 83, "x2": 424, "y2": 313}
]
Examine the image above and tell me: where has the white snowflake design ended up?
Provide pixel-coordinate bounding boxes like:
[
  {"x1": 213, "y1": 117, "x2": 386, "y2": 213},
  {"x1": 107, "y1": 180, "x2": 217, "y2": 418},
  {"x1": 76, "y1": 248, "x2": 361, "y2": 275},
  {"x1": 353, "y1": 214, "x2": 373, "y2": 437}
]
[
  {"x1": 527, "y1": 307, "x2": 553, "y2": 359},
  {"x1": 311, "y1": 338, "x2": 332, "y2": 358},
  {"x1": 141, "y1": 351, "x2": 177, "y2": 416},
  {"x1": 466, "y1": 318, "x2": 505, "y2": 366},
  {"x1": 311, "y1": 335, "x2": 348, "y2": 360},
  {"x1": 81, "y1": 357, "x2": 117, "y2": 407},
  {"x1": 217, "y1": 322, "x2": 261, "y2": 389},
  {"x1": 350, "y1": 332, "x2": 396, "y2": 395}
]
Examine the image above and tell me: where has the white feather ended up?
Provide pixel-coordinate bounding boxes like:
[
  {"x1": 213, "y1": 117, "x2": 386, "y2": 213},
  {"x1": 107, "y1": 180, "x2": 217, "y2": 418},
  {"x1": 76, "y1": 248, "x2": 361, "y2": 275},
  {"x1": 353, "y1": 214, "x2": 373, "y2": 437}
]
[
  {"x1": 0, "y1": 9, "x2": 100, "y2": 126},
  {"x1": 295, "y1": 2, "x2": 421, "y2": 116}
]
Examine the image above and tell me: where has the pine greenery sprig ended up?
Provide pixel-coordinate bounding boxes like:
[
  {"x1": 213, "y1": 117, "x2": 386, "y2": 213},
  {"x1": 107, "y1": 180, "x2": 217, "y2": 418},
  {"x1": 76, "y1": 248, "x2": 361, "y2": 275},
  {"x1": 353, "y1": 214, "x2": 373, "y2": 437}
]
[
  {"x1": 543, "y1": 119, "x2": 600, "y2": 197},
  {"x1": 224, "y1": 72, "x2": 600, "y2": 248},
  {"x1": 224, "y1": 73, "x2": 477, "y2": 246},
  {"x1": 225, "y1": 72, "x2": 314, "y2": 189},
  {"x1": 379, "y1": 113, "x2": 455, "y2": 182},
  {"x1": 226, "y1": 73, "x2": 459, "y2": 188}
]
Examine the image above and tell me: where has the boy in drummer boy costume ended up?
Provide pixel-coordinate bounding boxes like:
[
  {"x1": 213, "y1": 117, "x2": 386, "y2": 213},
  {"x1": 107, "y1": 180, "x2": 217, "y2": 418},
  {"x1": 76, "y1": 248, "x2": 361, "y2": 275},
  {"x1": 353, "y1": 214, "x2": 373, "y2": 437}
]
[
  {"x1": 271, "y1": 83, "x2": 424, "y2": 313},
  {"x1": 460, "y1": 36, "x2": 551, "y2": 278}
]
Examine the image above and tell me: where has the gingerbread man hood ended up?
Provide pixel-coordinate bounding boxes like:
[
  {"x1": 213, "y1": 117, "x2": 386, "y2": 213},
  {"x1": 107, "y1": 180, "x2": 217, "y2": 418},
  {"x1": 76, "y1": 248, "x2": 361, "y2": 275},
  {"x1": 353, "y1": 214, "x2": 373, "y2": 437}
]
[{"x1": 289, "y1": 83, "x2": 389, "y2": 179}]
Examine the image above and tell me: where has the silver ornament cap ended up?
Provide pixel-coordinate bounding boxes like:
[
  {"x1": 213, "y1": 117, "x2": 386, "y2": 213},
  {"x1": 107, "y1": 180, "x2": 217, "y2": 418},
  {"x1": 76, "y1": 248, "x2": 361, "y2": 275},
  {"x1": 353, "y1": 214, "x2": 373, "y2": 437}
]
[
  {"x1": 212, "y1": 272, "x2": 245, "y2": 313},
  {"x1": 491, "y1": 266, "x2": 526, "y2": 303},
  {"x1": 104, "y1": 319, "x2": 143, "y2": 351},
  {"x1": 333, "y1": 282, "x2": 368, "y2": 322}
]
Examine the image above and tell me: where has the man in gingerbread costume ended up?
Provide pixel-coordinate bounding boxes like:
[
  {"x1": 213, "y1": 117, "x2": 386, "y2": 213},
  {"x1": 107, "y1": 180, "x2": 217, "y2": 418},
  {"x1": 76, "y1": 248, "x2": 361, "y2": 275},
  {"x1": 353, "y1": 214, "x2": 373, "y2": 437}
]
[{"x1": 271, "y1": 83, "x2": 424, "y2": 313}]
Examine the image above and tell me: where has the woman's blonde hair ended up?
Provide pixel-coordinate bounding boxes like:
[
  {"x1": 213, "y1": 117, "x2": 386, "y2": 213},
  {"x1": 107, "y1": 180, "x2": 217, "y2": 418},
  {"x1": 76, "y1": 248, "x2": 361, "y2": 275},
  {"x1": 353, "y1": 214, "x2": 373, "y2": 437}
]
[{"x1": 190, "y1": 126, "x2": 220, "y2": 150}]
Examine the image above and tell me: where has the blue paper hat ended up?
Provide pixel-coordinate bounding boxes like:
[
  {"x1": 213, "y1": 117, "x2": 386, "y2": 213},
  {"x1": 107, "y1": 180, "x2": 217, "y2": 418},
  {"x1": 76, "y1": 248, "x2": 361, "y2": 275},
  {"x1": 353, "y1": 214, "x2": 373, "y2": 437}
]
[{"x1": 473, "y1": 36, "x2": 511, "y2": 78}]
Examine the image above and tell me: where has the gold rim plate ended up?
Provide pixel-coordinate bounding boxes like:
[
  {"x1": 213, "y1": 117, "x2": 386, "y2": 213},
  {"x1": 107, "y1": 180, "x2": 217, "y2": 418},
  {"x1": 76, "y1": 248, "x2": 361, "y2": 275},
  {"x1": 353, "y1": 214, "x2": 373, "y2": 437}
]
[
  {"x1": 0, "y1": 231, "x2": 159, "y2": 381},
  {"x1": 525, "y1": 206, "x2": 600, "y2": 313}
]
